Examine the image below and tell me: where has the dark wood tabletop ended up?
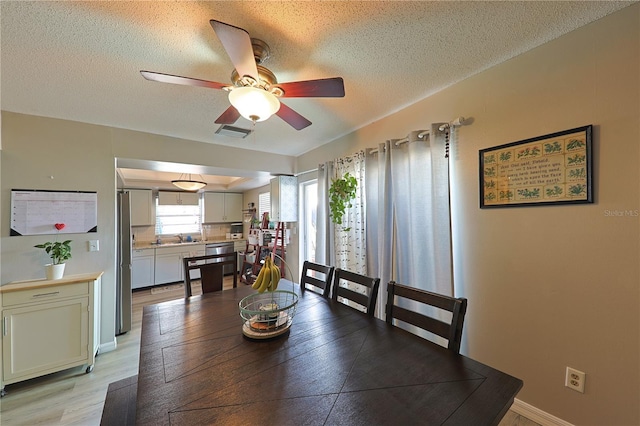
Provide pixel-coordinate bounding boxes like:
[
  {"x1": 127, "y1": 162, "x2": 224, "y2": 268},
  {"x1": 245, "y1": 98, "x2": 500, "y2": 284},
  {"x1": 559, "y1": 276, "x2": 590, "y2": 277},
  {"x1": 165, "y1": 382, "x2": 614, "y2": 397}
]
[{"x1": 136, "y1": 283, "x2": 522, "y2": 425}]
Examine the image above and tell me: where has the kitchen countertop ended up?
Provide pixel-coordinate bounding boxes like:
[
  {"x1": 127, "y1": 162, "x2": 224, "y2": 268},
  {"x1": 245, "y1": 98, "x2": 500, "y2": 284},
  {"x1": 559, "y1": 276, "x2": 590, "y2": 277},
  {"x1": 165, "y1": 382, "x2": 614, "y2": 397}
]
[{"x1": 133, "y1": 239, "x2": 245, "y2": 250}]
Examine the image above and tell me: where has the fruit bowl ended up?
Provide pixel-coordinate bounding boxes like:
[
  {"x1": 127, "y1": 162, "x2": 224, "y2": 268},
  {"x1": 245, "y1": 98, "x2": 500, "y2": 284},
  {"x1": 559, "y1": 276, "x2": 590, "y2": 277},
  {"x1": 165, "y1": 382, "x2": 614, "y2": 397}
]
[{"x1": 239, "y1": 290, "x2": 298, "y2": 339}]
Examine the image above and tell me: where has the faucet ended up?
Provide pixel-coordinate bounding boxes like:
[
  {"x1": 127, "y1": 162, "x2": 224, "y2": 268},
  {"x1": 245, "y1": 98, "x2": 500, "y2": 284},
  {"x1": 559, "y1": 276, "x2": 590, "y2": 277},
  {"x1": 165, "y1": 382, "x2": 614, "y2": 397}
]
[{"x1": 177, "y1": 233, "x2": 184, "y2": 243}]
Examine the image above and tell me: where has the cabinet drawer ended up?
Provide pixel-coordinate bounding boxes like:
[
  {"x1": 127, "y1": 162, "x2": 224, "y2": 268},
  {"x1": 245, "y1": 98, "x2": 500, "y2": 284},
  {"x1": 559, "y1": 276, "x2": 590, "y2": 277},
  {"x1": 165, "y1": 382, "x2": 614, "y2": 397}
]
[
  {"x1": 133, "y1": 248, "x2": 155, "y2": 258},
  {"x1": 2, "y1": 282, "x2": 88, "y2": 307}
]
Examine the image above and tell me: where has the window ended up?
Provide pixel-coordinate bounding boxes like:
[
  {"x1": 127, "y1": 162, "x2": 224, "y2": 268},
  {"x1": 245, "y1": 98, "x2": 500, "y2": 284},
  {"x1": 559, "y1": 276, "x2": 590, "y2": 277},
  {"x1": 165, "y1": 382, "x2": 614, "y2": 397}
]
[
  {"x1": 155, "y1": 202, "x2": 201, "y2": 235},
  {"x1": 258, "y1": 191, "x2": 270, "y2": 220}
]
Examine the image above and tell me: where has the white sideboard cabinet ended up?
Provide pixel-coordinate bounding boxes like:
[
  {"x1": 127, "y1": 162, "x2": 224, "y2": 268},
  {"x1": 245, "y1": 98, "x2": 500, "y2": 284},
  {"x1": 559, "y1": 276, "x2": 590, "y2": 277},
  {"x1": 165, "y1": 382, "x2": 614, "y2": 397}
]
[{"x1": 0, "y1": 272, "x2": 102, "y2": 396}]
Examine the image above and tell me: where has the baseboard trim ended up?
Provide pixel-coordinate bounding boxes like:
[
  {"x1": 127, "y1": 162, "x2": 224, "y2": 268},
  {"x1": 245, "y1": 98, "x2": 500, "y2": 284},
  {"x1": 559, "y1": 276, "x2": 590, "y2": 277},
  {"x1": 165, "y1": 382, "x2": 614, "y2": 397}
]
[
  {"x1": 99, "y1": 338, "x2": 117, "y2": 354},
  {"x1": 512, "y1": 398, "x2": 574, "y2": 426}
]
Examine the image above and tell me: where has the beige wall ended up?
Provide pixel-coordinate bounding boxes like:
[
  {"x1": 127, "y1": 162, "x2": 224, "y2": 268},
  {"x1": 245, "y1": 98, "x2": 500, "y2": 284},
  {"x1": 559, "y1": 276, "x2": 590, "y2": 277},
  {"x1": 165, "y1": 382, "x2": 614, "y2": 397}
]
[
  {"x1": 0, "y1": 115, "x2": 296, "y2": 349},
  {"x1": 297, "y1": 5, "x2": 640, "y2": 424},
  {"x1": 1, "y1": 4, "x2": 638, "y2": 424}
]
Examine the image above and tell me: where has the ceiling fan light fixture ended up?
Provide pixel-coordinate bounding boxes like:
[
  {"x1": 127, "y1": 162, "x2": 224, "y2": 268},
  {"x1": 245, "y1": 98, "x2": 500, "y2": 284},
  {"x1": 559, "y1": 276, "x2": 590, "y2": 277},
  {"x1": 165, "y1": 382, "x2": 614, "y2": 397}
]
[
  {"x1": 171, "y1": 173, "x2": 207, "y2": 191},
  {"x1": 229, "y1": 86, "x2": 280, "y2": 123}
]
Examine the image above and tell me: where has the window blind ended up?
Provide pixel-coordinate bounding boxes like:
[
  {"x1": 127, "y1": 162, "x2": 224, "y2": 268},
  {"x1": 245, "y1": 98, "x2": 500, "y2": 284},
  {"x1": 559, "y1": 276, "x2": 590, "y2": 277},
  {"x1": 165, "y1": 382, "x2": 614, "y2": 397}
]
[
  {"x1": 155, "y1": 202, "x2": 201, "y2": 235},
  {"x1": 259, "y1": 191, "x2": 270, "y2": 218}
]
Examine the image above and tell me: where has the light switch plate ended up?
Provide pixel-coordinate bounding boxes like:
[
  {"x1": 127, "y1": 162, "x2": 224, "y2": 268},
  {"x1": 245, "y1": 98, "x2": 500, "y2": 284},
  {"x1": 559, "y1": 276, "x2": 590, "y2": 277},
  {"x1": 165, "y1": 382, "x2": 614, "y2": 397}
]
[{"x1": 88, "y1": 240, "x2": 99, "y2": 252}]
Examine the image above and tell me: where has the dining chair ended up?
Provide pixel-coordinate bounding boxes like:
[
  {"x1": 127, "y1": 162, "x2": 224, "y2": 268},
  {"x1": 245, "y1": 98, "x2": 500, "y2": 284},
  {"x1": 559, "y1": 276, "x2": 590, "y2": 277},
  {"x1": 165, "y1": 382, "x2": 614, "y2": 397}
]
[
  {"x1": 385, "y1": 281, "x2": 467, "y2": 353},
  {"x1": 300, "y1": 261, "x2": 335, "y2": 298},
  {"x1": 331, "y1": 269, "x2": 380, "y2": 316},
  {"x1": 183, "y1": 252, "x2": 238, "y2": 297}
]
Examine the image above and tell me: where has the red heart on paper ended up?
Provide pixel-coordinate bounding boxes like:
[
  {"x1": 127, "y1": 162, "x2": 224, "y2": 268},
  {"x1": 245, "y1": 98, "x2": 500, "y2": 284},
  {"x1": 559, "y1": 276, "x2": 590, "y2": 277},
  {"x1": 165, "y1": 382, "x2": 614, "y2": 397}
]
[{"x1": 55, "y1": 223, "x2": 65, "y2": 230}]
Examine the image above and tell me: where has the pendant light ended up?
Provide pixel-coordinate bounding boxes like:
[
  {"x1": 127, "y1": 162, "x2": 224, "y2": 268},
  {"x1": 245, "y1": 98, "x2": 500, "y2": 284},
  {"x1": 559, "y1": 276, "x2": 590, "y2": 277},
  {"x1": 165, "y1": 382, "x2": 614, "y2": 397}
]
[
  {"x1": 228, "y1": 86, "x2": 280, "y2": 122},
  {"x1": 172, "y1": 173, "x2": 207, "y2": 191}
]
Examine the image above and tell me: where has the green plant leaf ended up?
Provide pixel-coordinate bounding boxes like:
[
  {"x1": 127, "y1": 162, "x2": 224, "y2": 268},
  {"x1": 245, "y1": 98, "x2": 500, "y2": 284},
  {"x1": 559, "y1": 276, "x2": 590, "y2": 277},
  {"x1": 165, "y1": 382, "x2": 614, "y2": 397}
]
[
  {"x1": 34, "y1": 240, "x2": 72, "y2": 265},
  {"x1": 329, "y1": 172, "x2": 358, "y2": 227}
]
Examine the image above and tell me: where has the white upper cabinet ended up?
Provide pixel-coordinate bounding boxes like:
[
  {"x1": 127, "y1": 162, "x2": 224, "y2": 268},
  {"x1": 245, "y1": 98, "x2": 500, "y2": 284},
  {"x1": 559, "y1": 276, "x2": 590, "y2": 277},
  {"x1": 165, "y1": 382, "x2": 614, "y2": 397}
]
[
  {"x1": 224, "y1": 193, "x2": 243, "y2": 222},
  {"x1": 270, "y1": 176, "x2": 298, "y2": 222},
  {"x1": 130, "y1": 189, "x2": 154, "y2": 226},
  {"x1": 157, "y1": 191, "x2": 199, "y2": 206},
  {"x1": 203, "y1": 192, "x2": 243, "y2": 222}
]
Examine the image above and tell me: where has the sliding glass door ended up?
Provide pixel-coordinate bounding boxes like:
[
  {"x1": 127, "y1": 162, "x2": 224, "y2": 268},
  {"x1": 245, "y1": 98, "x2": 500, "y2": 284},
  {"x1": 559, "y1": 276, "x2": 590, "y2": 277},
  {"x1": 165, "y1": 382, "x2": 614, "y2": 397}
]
[{"x1": 300, "y1": 180, "x2": 317, "y2": 263}]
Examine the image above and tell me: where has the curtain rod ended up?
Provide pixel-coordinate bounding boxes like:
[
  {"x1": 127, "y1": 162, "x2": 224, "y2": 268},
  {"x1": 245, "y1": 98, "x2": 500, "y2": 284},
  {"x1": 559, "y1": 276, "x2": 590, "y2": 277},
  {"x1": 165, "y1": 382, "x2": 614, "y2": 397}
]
[
  {"x1": 438, "y1": 116, "x2": 465, "y2": 132},
  {"x1": 367, "y1": 117, "x2": 466, "y2": 156}
]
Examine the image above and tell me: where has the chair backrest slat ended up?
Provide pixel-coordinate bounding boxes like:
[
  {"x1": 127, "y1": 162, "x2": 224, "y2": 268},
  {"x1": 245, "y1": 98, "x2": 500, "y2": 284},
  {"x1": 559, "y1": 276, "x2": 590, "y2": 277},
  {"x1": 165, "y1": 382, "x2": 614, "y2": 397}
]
[
  {"x1": 393, "y1": 284, "x2": 459, "y2": 312},
  {"x1": 335, "y1": 286, "x2": 371, "y2": 308},
  {"x1": 385, "y1": 281, "x2": 467, "y2": 353},
  {"x1": 332, "y1": 269, "x2": 380, "y2": 316},
  {"x1": 300, "y1": 261, "x2": 335, "y2": 298},
  {"x1": 390, "y1": 306, "x2": 452, "y2": 340}
]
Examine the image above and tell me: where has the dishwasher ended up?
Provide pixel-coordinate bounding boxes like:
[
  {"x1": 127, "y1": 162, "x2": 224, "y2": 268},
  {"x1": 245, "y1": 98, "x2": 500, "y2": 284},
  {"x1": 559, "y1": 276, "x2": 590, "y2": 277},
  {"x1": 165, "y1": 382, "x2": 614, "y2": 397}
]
[{"x1": 205, "y1": 242, "x2": 235, "y2": 275}]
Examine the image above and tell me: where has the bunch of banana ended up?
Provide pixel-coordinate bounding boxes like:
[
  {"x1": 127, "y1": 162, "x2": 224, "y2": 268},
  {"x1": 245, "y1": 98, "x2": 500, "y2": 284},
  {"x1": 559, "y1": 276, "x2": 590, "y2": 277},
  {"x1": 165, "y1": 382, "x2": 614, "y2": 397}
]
[
  {"x1": 269, "y1": 258, "x2": 281, "y2": 292},
  {"x1": 251, "y1": 256, "x2": 281, "y2": 293}
]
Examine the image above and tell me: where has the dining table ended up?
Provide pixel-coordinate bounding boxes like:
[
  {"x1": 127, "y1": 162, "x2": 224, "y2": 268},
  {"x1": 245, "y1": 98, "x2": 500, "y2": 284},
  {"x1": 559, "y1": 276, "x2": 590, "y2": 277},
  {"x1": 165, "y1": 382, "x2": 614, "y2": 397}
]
[{"x1": 136, "y1": 281, "x2": 523, "y2": 425}]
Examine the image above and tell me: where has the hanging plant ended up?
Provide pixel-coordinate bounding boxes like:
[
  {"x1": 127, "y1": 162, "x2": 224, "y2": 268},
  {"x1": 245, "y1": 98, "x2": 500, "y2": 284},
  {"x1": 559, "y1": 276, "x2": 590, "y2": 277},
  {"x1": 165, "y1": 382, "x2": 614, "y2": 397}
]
[{"x1": 329, "y1": 172, "x2": 358, "y2": 229}]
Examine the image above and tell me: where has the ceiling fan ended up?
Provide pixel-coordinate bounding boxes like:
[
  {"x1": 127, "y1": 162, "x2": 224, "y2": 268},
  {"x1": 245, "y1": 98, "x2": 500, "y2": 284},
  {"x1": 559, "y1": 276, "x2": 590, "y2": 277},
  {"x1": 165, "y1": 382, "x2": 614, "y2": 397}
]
[{"x1": 140, "y1": 20, "x2": 345, "y2": 131}]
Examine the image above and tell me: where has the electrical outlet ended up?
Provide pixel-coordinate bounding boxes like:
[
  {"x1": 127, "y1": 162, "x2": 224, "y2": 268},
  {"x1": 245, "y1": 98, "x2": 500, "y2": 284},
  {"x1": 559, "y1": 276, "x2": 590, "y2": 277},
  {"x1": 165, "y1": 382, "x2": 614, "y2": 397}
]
[{"x1": 565, "y1": 367, "x2": 585, "y2": 393}]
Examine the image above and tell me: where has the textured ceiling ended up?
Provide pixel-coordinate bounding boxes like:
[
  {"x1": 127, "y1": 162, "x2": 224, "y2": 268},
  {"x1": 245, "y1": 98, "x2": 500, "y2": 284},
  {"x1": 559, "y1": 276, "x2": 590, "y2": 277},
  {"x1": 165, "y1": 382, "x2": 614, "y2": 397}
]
[{"x1": 1, "y1": 1, "x2": 635, "y2": 177}]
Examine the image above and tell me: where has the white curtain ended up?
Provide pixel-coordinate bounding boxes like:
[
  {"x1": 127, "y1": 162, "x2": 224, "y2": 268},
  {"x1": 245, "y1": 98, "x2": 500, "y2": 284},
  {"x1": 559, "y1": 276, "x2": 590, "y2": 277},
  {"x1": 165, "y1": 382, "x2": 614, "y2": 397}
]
[
  {"x1": 365, "y1": 141, "x2": 393, "y2": 317},
  {"x1": 316, "y1": 161, "x2": 333, "y2": 266},
  {"x1": 366, "y1": 125, "x2": 453, "y2": 320},
  {"x1": 333, "y1": 152, "x2": 366, "y2": 273},
  {"x1": 316, "y1": 152, "x2": 367, "y2": 273}
]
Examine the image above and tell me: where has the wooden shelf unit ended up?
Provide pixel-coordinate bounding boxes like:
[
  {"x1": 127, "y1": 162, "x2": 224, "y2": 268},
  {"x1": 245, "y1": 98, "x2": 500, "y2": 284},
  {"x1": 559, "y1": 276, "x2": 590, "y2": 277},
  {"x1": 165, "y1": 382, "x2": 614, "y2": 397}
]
[{"x1": 240, "y1": 222, "x2": 286, "y2": 285}]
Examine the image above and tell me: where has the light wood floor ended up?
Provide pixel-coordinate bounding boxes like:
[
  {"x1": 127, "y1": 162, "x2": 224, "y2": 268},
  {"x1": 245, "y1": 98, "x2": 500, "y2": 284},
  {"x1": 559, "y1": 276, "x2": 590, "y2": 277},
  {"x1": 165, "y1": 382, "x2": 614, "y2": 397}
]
[{"x1": 0, "y1": 278, "x2": 539, "y2": 426}]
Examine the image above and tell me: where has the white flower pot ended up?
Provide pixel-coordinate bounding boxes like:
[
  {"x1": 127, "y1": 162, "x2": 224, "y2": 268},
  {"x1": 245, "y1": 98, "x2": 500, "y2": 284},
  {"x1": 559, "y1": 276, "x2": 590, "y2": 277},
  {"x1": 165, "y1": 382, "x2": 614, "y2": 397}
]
[{"x1": 45, "y1": 263, "x2": 65, "y2": 280}]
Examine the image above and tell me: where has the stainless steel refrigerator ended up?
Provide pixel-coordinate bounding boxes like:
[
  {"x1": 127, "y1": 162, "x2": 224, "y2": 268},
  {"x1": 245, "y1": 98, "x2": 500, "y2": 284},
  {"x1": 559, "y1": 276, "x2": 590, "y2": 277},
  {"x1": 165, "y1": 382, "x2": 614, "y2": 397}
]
[{"x1": 116, "y1": 191, "x2": 132, "y2": 334}]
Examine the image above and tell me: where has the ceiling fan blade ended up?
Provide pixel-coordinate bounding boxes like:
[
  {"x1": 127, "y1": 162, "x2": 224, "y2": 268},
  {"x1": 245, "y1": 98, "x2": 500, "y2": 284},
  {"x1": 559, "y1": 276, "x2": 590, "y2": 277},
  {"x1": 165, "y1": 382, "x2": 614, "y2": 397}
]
[
  {"x1": 275, "y1": 77, "x2": 345, "y2": 98},
  {"x1": 214, "y1": 105, "x2": 241, "y2": 124},
  {"x1": 210, "y1": 20, "x2": 259, "y2": 82},
  {"x1": 276, "y1": 103, "x2": 312, "y2": 131},
  {"x1": 140, "y1": 71, "x2": 229, "y2": 90}
]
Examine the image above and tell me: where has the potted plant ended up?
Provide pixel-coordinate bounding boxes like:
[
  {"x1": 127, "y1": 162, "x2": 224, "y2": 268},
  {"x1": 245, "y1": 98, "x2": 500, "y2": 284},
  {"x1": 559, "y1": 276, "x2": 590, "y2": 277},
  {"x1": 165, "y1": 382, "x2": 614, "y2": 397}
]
[
  {"x1": 329, "y1": 172, "x2": 358, "y2": 230},
  {"x1": 35, "y1": 223, "x2": 72, "y2": 279}
]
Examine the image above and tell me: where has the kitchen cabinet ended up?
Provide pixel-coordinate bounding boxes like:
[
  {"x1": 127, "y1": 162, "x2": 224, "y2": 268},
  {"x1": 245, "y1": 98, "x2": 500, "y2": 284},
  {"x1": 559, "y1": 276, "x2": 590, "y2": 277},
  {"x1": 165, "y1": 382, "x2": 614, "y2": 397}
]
[
  {"x1": 158, "y1": 191, "x2": 199, "y2": 206},
  {"x1": 129, "y1": 189, "x2": 154, "y2": 226},
  {"x1": 270, "y1": 176, "x2": 298, "y2": 222},
  {"x1": 132, "y1": 249, "x2": 155, "y2": 289},
  {"x1": 184, "y1": 247, "x2": 206, "y2": 281},
  {"x1": 154, "y1": 246, "x2": 184, "y2": 285},
  {"x1": 0, "y1": 272, "x2": 102, "y2": 395},
  {"x1": 154, "y1": 245, "x2": 205, "y2": 285},
  {"x1": 203, "y1": 192, "x2": 243, "y2": 222}
]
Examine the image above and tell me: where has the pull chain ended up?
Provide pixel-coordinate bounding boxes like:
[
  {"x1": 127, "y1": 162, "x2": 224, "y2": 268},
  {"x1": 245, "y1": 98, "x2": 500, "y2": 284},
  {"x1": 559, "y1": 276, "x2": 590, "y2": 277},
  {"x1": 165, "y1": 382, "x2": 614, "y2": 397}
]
[{"x1": 251, "y1": 120, "x2": 256, "y2": 144}]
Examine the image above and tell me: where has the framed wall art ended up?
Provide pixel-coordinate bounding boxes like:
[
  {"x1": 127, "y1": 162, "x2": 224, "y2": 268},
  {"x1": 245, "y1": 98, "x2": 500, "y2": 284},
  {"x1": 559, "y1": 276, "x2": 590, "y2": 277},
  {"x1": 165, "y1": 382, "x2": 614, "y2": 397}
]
[{"x1": 479, "y1": 125, "x2": 593, "y2": 208}]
